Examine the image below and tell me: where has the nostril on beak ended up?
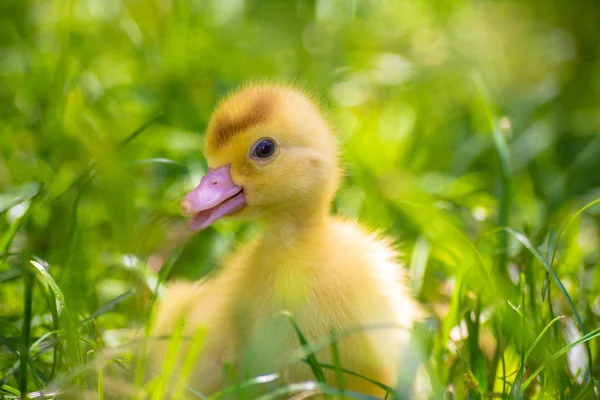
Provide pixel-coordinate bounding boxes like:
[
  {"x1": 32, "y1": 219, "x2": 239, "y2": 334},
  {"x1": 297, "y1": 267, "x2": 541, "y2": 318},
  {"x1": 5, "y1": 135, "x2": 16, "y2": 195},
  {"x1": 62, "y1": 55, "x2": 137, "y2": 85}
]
[
  {"x1": 211, "y1": 180, "x2": 218, "y2": 186},
  {"x1": 181, "y1": 200, "x2": 192, "y2": 214}
]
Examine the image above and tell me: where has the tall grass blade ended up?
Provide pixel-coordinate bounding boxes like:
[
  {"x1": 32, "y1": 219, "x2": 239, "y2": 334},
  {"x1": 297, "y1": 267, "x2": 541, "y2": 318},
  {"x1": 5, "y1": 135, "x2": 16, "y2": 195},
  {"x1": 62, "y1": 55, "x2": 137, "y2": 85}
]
[
  {"x1": 472, "y1": 71, "x2": 513, "y2": 278},
  {"x1": 209, "y1": 373, "x2": 279, "y2": 400},
  {"x1": 150, "y1": 318, "x2": 185, "y2": 400},
  {"x1": 571, "y1": 380, "x2": 595, "y2": 400},
  {"x1": 82, "y1": 288, "x2": 136, "y2": 324},
  {"x1": 329, "y1": 329, "x2": 345, "y2": 399},
  {"x1": 284, "y1": 312, "x2": 327, "y2": 382},
  {"x1": 171, "y1": 327, "x2": 207, "y2": 400},
  {"x1": 501, "y1": 227, "x2": 591, "y2": 379},
  {"x1": 28, "y1": 260, "x2": 74, "y2": 326},
  {"x1": 0, "y1": 185, "x2": 43, "y2": 253},
  {"x1": 20, "y1": 268, "x2": 34, "y2": 399},
  {"x1": 148, "y1": 245, "x2": 183, "y2": 314},
  {"x1": 548, "y1": 198, "x2": 600, "y2": 274},
  {"x1": 316, "y1": 362, "x2": 395, "y2": 395},
  {"x1": 128, "y1": 158, "x2": 189, "y2": 171},
  {"x1": 254, "y1": 381, "x2": 381, "y2": 400},
  {"x1": 0, "y1": 183, "x2": 41, "y2": 214},
  {"x1": 118, "y1": 114, "x2": 162, "y2": 149},
  {"x1": 1, "y1": 384, "x2": 21, "y2": 397},
  {"x1": 548, "y1": 197, "x2": 600, "y2": 373},
  {"x1": 0, "y1": 268, "x2": 22, "y2": 283},
  {"x1": 29, "y1": 259, "x2": 82, "y2": 370},
  {"x1": 520, "y1": 326, "x2": 600, "y2": 392},
  {"x1": 523, "y1": 316, "x2": 564, "y2": 368}
]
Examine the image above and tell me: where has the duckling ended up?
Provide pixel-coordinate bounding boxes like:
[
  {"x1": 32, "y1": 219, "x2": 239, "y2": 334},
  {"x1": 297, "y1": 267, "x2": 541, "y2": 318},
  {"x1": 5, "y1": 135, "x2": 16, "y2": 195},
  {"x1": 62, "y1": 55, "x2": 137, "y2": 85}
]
[{"x1": 150, "y1": 84, "x2": 418, "y2": 397}]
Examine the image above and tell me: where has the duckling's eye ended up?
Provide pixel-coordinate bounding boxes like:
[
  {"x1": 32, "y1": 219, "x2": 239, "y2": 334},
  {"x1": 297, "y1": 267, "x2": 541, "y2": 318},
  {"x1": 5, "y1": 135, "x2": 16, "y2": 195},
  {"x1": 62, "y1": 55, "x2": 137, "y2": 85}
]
[{"x1": 251, "y1": 139, "x2": 276, "y2": 159}]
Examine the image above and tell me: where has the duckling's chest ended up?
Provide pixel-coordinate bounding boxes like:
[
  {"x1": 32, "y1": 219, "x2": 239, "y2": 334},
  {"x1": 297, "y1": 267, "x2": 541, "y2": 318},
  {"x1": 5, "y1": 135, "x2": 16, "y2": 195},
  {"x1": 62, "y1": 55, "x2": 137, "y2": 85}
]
[
  {"x1": 235, "y1": 248, "x2": 319, "y2": 314},
  {"x1": 229, "y1": 251, "x2": 337, "y2": 370},
  {"x1": 231, "y1": 242, "x2": 350, "y2": 329}
]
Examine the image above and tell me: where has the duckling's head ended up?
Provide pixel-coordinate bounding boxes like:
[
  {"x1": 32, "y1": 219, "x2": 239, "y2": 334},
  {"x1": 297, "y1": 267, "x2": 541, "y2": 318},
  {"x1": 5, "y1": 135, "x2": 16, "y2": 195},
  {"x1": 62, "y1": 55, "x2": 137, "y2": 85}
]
[{"x1": 181, "y1": 84, "x2": 339, "y2": 231}]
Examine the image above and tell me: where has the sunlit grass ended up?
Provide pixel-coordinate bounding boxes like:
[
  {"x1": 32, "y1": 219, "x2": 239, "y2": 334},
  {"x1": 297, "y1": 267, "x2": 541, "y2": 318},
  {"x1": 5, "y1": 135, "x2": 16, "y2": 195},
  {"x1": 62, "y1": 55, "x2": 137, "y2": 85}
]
[{"x1": 2, "y1": 0, "x2": 600, "y2": 398}]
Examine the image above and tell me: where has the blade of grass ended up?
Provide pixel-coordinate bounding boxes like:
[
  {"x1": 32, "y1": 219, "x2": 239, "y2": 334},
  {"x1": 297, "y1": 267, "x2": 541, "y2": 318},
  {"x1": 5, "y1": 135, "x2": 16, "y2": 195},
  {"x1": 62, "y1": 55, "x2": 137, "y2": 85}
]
[
  {"x1": 496, "y1": 315, "x2": 506, "y2": 400},
  {"x1": 108, "y1": 257, "x2": 160, "y2": 295},
  {"x1": 30, "y1": 331, "x2": 61, "y2": 359},
  {"x1": 398, "y1": 201, "x2": 496, "y2": 284},
  {"x1": 521, "y1": 326, "x2": 600, "y2": 392},
  {"x1": 500, "y1": 227, "x2": 591, "y2": 379},
  {"x1": 452, "y1": 338, "x2": 479, "y2": 390},
  {"x1": 118, "y1": 114, "x2": 162, "y2": 149},
  {"x1": 52, "y1": 115, "x2": 162, "y2": 201},
  {"x1": 548, "y1": 197, "x2": 600, "y2": 373},
  {"x1": 0, "y1": 332, "x2": 19, "y2": 356},
  {"x1": 315, "y1": 362, "x2": 395, "y2": 395},
  {"x1": 1, "y1": 189, "x2": 54, "y2": 388},
  {"x1": 1, "y1": 385, "x2": 21, "y2": 397},
  {"x1": 542, "y1": 229, "x2": 557, "y2": 301},
  {"x1": 287, "y1": 322, "x2": 411, "y2": 397},
  {"x1": 471, "y1": 75, "x2": 514, "y2": 395},
  {"x1": 147, "y1": 245, "x2": 184, "y2": 317},
  {"x1": 46, "y1": 279, "x2": 62, "y2": 380},
  {"x1": 51, "y1": 166, "x2": 96, "y2": 202},
  {"x1": 209, "y1": 373, "x2": 279, "y2": 400},
  {"x1": 145, "y1": 364, "x2": 208, "y2": 399},
  {"x1": 408, "y1": 236, "x2": 430, "y2": 297},
  {"x1": 128, "y1": 158, "x2": 189, "y2": 171},
  {"x1": 171, "y1": 327, "x2": 207, "y2": 400},
  {"x1": 544, "y1": 229, "x2": 559, "y2": 345},
  {"x1": 329, "y1": 329, "x2": 345, "y2": 399},
  {"x1": 289, "y1": 322, "x2": 410, "y2": 361},
  {"x1": 0, "y1": 268, "x2": 22, "y2": 283},
  {"x1": 548, "y1": 198, "x2": 600, "y2": 272},
  {"x1": 510, "y1": 315, "x2": 565, "y2": 396},
  {"x1": 20, "y1": 257, "x2": 34, "y2": 400},
  {"x1": 0, "y1": 185, "x2": 43, "y2": 254},
  {"x1": 465, "y1": 298, "x2": 485, "y2": 390},
  {"x1": 283, "y1": 312, "x2": 327, "y2": 383},
  {"x1": 509, "y1": 273, "x2": 527, "y2": 399},
  {"x1": 136, "y1": 246, "x2": 184, "y2": 389},
  {"x1": 523, "y1": 316, "x2": 564, "y2": 371},
  {"x1": 82, "y1": 288, "x2": 135, "y2": 324},
  {"x1": 254, "y1": 381, "x2": 381, "y2": 400},
  {"x1": 473, "y1": 71, "x2": 513, "y2": 279},
  {"x1": 150, "y1": 318, "x2": 185, "y2": 400},
  {"x1": 97, "y1": 363, "x2": 104, "y2": 400},
  {"x1": 440, "y1": 275, "x2": 465, "y2": 385},
  {"x1": 0, "y1": 362, "x2": 21, "y2": 387},
  {"x1": 222, "y1": 363, "x2": 245, "y2": 400},
  {"x1": 472, "y1": 73, "x2": 514, "y2": 396},
  {"x1": 29, "y1": 259, "x2": 82, "y2": 371},
  {"x1": 28, "y1": 260, "x2": 74, "y2": 327},
  {"x1": 0, "y1": 183, "x2": 41, "y2": 214},
  {"x1": 0, "y1": 332, "x2": 55, "y2": 387},
  {"x1": 571, "y1": 379, "x2": 595, "y2": 400},
  {"x1": 542, "y1": 229, "x2": 564, "y2": 356}
]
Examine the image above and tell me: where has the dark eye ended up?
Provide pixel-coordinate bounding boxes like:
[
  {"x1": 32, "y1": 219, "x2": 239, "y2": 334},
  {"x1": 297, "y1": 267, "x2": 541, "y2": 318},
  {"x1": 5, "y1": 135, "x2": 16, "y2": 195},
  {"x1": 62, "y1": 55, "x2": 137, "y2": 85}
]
[{"x1": 252, "y1": 139, "x2": 276, "y2": 159}]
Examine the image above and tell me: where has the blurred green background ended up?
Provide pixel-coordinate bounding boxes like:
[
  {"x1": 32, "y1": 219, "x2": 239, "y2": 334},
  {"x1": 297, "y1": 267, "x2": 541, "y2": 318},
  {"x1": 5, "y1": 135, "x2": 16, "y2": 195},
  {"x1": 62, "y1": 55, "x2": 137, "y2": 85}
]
[{"x1": 1, "y1": 0, "x2": 600, "y2": 398}]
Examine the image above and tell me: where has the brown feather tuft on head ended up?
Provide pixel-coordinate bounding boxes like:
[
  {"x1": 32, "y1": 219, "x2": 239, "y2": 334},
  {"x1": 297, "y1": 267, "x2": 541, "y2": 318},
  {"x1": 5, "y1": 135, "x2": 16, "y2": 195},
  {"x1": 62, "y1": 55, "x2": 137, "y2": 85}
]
[{"x1": 207, "y1": 86, "x2": 280, "y2": 150}]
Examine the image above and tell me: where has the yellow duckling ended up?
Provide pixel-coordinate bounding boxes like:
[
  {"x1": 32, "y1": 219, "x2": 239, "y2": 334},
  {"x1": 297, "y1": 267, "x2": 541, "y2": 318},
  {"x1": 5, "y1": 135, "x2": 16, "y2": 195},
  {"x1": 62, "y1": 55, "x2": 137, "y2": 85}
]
[{"x1": 150, "y1": 84, "x2": 418, "y2": 397}]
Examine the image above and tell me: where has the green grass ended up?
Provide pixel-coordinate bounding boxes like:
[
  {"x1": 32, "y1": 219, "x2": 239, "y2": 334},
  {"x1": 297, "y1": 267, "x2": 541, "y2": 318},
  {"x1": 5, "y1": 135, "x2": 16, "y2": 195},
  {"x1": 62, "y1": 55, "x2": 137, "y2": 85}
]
[{"x1": 2, "y1": 0, "x2": 600, "y2": 398}]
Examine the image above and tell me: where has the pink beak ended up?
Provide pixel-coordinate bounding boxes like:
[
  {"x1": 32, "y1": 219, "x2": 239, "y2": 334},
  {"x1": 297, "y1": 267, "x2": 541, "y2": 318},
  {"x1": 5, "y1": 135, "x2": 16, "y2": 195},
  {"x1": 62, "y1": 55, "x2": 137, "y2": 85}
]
[{"x1": 181, "y1": 165, "x2": 247, "y2": 231}]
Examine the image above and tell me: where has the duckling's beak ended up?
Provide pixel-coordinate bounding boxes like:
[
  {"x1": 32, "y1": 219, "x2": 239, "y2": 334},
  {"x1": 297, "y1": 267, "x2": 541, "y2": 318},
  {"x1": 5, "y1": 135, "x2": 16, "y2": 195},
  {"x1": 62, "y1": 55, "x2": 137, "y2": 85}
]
[{"x1": 181, "y1": 165, "x2": 246, "y2": 231}]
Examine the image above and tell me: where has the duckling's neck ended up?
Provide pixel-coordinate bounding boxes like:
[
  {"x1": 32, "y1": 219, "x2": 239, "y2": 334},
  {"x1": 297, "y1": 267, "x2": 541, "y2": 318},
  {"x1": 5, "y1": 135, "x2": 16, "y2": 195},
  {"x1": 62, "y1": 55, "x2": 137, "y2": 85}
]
[{"x1": 259, "y1": 206, "x2": 329, "y2": 248}]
